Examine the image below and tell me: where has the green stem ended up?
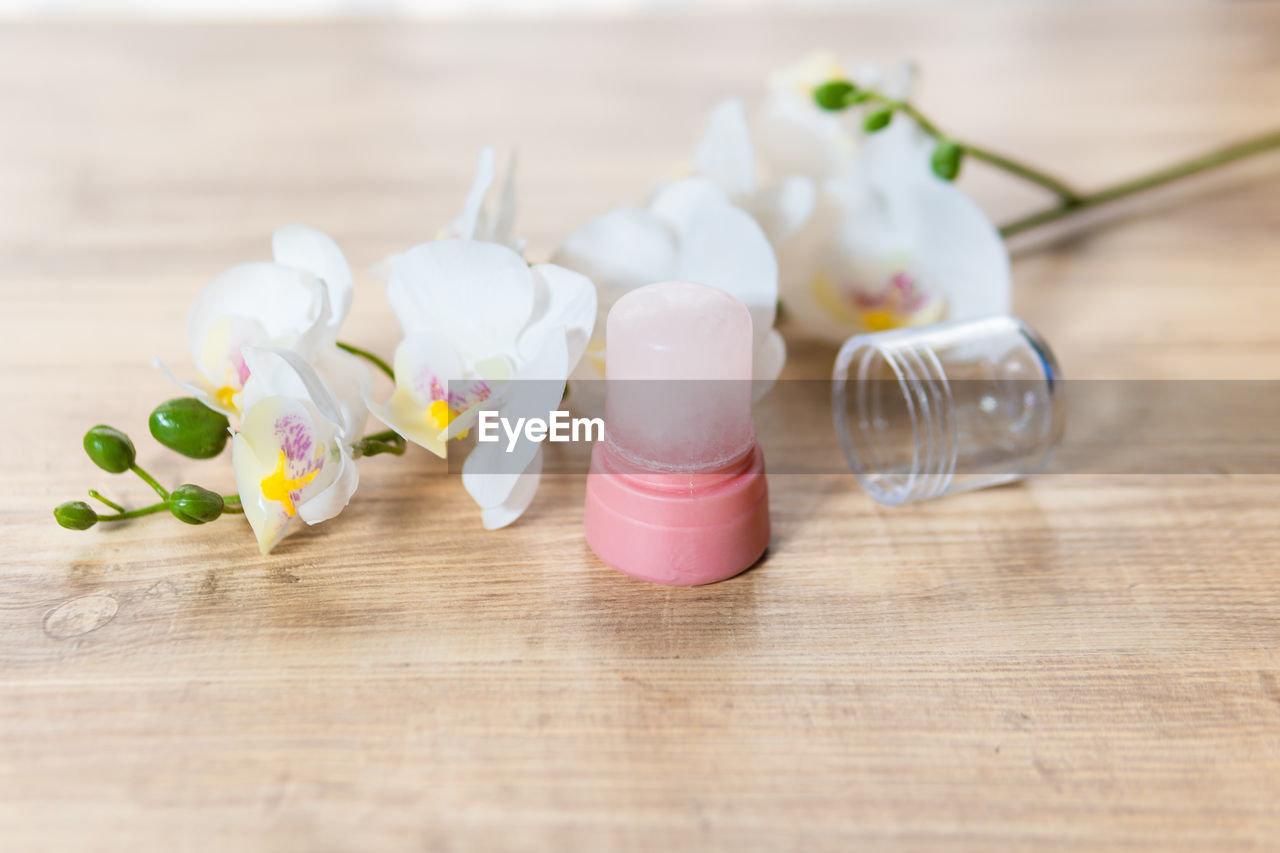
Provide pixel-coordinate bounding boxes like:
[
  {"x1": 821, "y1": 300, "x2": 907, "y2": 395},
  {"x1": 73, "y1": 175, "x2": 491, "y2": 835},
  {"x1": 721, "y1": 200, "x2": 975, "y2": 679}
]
[
  {"x1": 353, "y1": 429, "x2": 406, "y2": 458},
  {"x1": 87, "y1": 490, "x2": 125, "y2": 513},
  {"x1": 337, "y1": 341, "x2": 395, "y2": 382},
  {"x1": 998, "y1": 129, "x2": 1280, "y2": 237},
  {"x1": 96, "y1": 501, "x2": 170, "y2": 522},
  {"x1": 129, "y1": 463, "x2": 168, "y2": 500},
  {"x1": 964, "y1": 146, "x2": 1081, "y2": 204},
  {"x1": 862, "y1": 91, "x2": 1082, "y2": 203},
  {"x1": 834, "y1": 84, "x2": 1280, "y2": 240},
  {"x1": 96, "y1": 493, "x2": 243, "y2": 521}
]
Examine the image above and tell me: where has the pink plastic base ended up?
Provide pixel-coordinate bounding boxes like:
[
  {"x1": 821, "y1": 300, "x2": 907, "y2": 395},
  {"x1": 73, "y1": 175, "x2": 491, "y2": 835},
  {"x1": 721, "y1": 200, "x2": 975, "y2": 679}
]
[{"x1": 584, "y1": 441, "x2": 770, "y2": 586}]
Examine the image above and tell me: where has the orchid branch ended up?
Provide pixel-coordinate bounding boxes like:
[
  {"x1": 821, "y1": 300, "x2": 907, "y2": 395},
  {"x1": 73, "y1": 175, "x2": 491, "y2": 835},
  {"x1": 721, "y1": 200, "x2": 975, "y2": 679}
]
[
  {"x1": 129, "y1": 462, "x2": 169, "y2": 500},
  {"x1": 814, "y1": 79, "x2": 1280, "y2": 239},
  {"x1": 90, "y1": 493, "x2": 245, "y2": 523},
  {"x1": 58, "y1": 412, "x2": 405, "y2": 531},
  {"x1": 87, "y1": 489, "x2": 125, "y2": 513},
  {"x1": 352, "y1": 428, "x2": 406, "y2": 458},
  {"x1": 816, "y1": 80, "x2": 1081, "y2": 202},
  {"x1": 93, "y1": 501, "x2": 170, "y2": 521},
  {"x1": 997, "y1": 129, "x2": 1280, "y2": 237}
]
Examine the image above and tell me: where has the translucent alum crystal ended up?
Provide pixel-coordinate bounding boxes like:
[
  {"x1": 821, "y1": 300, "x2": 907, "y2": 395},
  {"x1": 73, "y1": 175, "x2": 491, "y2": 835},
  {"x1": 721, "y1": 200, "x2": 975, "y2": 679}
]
[{"x1": 604, "y1": 281, "x2": 755, "y2": 472}]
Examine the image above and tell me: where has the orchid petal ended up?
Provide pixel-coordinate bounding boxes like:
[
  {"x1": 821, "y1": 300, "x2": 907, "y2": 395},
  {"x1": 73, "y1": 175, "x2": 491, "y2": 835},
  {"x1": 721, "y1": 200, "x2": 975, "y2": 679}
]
[
  {"x1": 649, "y1": 176, "x2": 733, "y2": 235},
  {"x1": 777, "y1": 114, "x2": 1009, "y2": 342},
  {"x1": 446, "y1": 147, "x2": 496, "y2": 241},
  {"x1": 232, "y1": 432, "x2": 293, "y2": 554},
  {"x1": 153, "y1": 356, "x2": 235, "y2": 416},
  {"x1": 851, "y1": 119, "x2": 1009, "y2": 318},
  {"x1": 194, "y1": 313, "x2": 268, "y2": 390},
  {"x1": 490, "y1": 150, "x2": 520, "y2": 250},
  {"x1": 240, "y1": 347, "x2": 346, "y2": 436},
  {"x1": 440, "y1": 357, "x2": 512, "y2": 442},
  {"x1": 366, "y1": 390, "x2": 443, "y2": 457},
  {"x1": 313, "y1": 346, "x2": 371, "y2": 439},
  {"x1": 673, "y1": 197, "x2": 779, "y2": 354},
  {"x1": 385, "y1": 239, "x2": 535, "y2": 362},
  {"x1": 461, "y1": 333, "x2": 567, "y2": 509},
  {"x1": 754, "y1": 91, "x2": 858, "y2": 183},
  {"x1": 859, "y1": 117, "x2": 936, "y2": 194},
  {"x1": 296, "y1": 450, "x2": 358, "y2": 526},
  {"x1": 744, "y1": 175, "x2": 817, "y2": 246},
  {"x1": 461, "y1": 453, "x2": 525, "y2": 512},
  {"x1": 187, "y1": 262, "x2": 324, "y2": 366},
  {"x1": 550, "y1": 207, "x2": 678, "y2": 312},
  {"x1": 287, "y1": 276, "x2": 334, "y2": 364},
  {"x1": 521, "y1": 264, "x2": 598, "y2": 369},
  {"x1": 908, "y1": 180, "x2": 1012, "y2": 320},
  {"x1": 271, "y1": 224, "x2": 354, "y2": 331},
  {"x1": 232, "y1": 395, "x2": 341, "y2": 554},
  {"x1": 365, "y1": 332, "x2": 485, "y2": 457},
  {"x1": 777, "y1": 190, "x2": 877, "y2": 343},
  {"x1": 394, "y1": 333, "x2": 468, "y2": 407},
  {"x1": 479, "y1": 448, "x2": 543, "y2": 530},
  {"x1": 693, "y1": 99, "x2": 755, "y2": 200}
]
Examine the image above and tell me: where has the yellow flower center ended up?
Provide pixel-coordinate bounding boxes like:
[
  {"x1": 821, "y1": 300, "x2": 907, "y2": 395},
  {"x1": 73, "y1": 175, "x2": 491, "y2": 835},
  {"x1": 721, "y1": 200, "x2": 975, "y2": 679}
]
[
  {"x1": 215, "y1": 385, "x2": 238, "y2": 411},
  {"x1": 426, "y1": 399, "x2": 452, "y2": 430},
  {"x1": 809, "y1": 271, "x2": 946, "y2": 333},
  {"x1": 860, "y1": 310, "x2": 898, "y2": 333},
  {"x1": 259, "y1": 450, "x2": 320, "y2": 518},
  {"x1": 427, "y1": 399, "x2": 469, "y2": 439},
  {"x1": 213, "y1": 366, "x2": 243, "y2": 413}
]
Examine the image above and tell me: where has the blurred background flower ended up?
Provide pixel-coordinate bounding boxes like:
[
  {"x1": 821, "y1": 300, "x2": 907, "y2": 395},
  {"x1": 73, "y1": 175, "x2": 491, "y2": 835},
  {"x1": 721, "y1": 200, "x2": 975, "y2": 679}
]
[{"x1": 704, "y1": 52, "x2": 1011, "y2": 344}]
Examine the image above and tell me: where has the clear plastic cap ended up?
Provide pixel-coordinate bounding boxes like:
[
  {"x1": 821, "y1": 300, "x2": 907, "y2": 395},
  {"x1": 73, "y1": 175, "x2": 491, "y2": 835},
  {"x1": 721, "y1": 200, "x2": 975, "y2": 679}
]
[
  {"x1": 605, "y1": 281, "x2": 755, "y2": 472},
  {"x1": 832, "y1": 315, "x2": 1066, "y2": 505}
]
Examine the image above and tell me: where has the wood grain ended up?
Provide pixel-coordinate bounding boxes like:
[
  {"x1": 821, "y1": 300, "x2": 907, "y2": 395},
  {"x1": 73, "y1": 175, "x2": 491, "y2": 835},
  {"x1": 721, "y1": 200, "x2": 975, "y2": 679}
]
[{"x1": 2, "y1": 4, "x2": 1279, "y2": 850}]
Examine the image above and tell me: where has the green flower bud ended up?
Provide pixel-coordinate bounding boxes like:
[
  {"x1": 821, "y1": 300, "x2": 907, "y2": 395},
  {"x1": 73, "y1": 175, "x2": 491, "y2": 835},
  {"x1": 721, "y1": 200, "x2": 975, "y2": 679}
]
[
  {"x1": 55, "y1": 501, "x2": 98, "y2": 530},
  {"x1": 149, "y1": 398, "x2": 231, "y2": 459},
  {"x1": 931, "y1": 139, "x2": 964, "y2": 181},
  {"x1": 83, "y1": 425, "x2": 136, "y2": 474},
  {"x1": 168, "y1": 484, "x2": 224, "y2": 525},
  {"x1": 863, "y1": 107, "x2": 894, "y2": 133},
  {"x1": 813, "y1": 79, "x2": 856, "y2": 111}
]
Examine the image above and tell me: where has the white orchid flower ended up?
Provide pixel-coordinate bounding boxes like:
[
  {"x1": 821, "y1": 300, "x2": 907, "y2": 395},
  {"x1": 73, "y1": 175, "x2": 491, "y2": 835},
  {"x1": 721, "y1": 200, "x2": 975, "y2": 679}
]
[
  {"x1": 158, "y1": 224, "x2": 355, "y2": 418},
  {"x1": 779, "y1": 118, "x2": 1011, "y2": 343},
  {"x1": 231, "y1": 346, "x2": 367, "y2": 554},
  {"x1": 367, "y1": 239, "x2": 596, "y2": 529},
  {"x1": 754, "y1": 51, "x2": 917, "y2": 184},
  {"x1": 552, "y1": 178, "x2": 787, "y2": 414}
]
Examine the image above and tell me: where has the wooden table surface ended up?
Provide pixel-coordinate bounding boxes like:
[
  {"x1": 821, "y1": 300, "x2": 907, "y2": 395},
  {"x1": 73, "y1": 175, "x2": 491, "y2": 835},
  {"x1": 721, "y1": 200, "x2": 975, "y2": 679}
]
[{"x1": 3, "y1": 3, "x2": 1279, "y2": 850}]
